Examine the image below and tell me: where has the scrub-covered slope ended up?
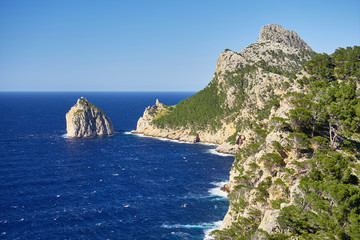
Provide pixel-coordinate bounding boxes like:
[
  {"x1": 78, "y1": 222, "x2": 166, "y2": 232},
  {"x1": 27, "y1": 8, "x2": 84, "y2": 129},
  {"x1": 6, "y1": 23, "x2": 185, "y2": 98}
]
[
  {"x1": 135, "y1": 24, "x2": 360, "y2": 239},
  {"x1": 214, "y1": 45, "x2": 360, "y2": 239},
  {"x1": 135, "y1": 24, "x2": 315, "y2": 153}
]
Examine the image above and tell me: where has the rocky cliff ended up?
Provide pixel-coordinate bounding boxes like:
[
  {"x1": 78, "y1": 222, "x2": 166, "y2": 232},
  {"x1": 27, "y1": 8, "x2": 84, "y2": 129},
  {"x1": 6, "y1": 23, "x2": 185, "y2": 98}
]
[
  {"x1": 134, "y1": 24, "x2": 360, "y2": 239},
  {"x1": 134, "y1": 24, "x2": 314, "y2": 154},
  {"x1": 66, "y1": 97, "x2": 114, "y2": 138}
]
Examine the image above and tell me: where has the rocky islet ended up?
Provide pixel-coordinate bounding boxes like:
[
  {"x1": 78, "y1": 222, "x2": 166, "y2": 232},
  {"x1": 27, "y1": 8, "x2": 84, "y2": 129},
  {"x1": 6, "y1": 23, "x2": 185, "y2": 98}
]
[{"x1": 66, "y1": 97, "x2": 114, "y2": 138}]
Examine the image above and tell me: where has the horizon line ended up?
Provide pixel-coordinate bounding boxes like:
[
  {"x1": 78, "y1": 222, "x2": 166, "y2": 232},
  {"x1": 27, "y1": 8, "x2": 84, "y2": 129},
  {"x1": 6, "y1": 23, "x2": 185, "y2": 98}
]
[{"x1": 0, "y1": 90, "x2": 198, "y2": 93}]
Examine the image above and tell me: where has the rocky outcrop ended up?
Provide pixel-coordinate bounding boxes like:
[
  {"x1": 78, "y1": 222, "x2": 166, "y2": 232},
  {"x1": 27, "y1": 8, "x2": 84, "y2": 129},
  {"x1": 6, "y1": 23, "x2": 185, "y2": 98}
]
[
  {"x1": 66, "y1": 97, "x2": 114, "y2": 138},
  {"x1": 134, "y1": 24, "x2": 315, "y2": 155},
  {"x1": 258, "y1": 24, "x2": 312, "y2": 51},
  {"x1": 133, "y1": 99, "x2": 236, "y2": 147},
  {"x1": 133, "y1": 25, "x2": 360, "y2": 239}
]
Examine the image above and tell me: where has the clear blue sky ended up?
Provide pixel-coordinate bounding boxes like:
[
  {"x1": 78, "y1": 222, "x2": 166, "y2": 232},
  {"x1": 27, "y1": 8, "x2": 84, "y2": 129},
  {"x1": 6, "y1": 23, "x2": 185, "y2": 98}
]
[{"x1": 1, "y1": 0, "x2": 359, "y2": 91}]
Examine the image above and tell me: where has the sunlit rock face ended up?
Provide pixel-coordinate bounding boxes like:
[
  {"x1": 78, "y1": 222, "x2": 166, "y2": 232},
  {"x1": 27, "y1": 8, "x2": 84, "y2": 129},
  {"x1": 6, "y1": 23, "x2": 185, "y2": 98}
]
[{"x1": 66, "y1": 97, "x2": 114, "y2": 138}]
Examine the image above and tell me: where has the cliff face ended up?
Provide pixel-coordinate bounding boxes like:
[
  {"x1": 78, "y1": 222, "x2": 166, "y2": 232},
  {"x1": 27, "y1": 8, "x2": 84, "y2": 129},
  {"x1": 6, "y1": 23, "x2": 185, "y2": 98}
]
[
  {"x1": 134, "y1": 25, "x2": 360, "y2": 239},
  {"x1": 66, "y1": 97, "x2": 114, "y2": 138},
  {"x1": 134, "y1": 24, "x2": 314, "y2": 154},
  {"x1": 258, "y1": 24, "x2": 312, "y2": 51}
]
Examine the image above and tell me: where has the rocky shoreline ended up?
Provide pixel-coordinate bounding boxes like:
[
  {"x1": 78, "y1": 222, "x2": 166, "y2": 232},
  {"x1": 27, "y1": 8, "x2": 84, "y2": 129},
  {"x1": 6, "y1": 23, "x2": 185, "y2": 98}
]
[
  {"x1": 132, "y1": 99, "x2": 243, "y2": 155},
  {"x1": 131, "y1": 24, "x2": 327, "y2": 238}
]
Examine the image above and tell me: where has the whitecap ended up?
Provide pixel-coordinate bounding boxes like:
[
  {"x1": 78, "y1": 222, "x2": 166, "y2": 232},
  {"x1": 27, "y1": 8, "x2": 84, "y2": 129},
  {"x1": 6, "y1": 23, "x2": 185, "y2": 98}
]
[
  {"x1": 203, "y1": 221, "x2": 222, "y2": 240},
  {"x1": 112, "y1": 173, "x2": 119, "y2": 176},
  {"x1": 162, "y1": 223, "x2": 216, "y2": 229},
  {"x1": 61, "y1": 133, "x2": 68, "y2": 138},
  {"x1": 132, "y1": 133, "x2": 150, "y2": 138},
  {"x1": 197, "y1": 142, "x2": 218, "y2": 147},
  {"x1": 154, "y1": 137, "x2": 191, "y2": 144},
  {"x1": 132, "y1": 133, "x2": 194, "y2": 144},
  {"x1": 207, "y1": 149, "x2": 234, "y2": 157},
  {"x1": 181, "y1": 203, "x2": 187, "y2": 208},
  {"x1": 208, "y1": 181, "x2": 229, "y2": 198},
  {"x1": 123, "y1": 131, "x2": 133, "y2": 135}
]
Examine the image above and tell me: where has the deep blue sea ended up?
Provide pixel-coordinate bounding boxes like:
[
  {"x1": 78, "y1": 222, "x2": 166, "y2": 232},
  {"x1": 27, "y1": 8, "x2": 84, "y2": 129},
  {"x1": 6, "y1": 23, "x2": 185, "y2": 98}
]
[{"x1": 0, "y1": 92, "x2": 234, "y2": 240}]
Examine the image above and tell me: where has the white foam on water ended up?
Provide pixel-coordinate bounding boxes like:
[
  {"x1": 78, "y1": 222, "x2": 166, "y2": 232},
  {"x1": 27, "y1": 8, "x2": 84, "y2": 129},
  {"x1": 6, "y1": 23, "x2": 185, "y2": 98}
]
[
  {"x1": 132, "y1": 133, "x2": 222, "y2": 147},
  {"x1": 197, "y1": 142, "x2": 218, "y2": 147},
  {"x1": 203, "y1": 221, "x2": 223, "y2": 240},
  {"x1": 162, "y1": 223, "x2": 216, "y2": 229},
  {"x1": 61, "y1": 133, "x2": 68, "y2": 138},
  {"x1": 162, "y1": 221, "x2": 223, "y2": 239},
  {"x1": 207, "y1": 149, "x2": 234, "y2": 157},
  {"x1": 133, "y1": 133, "x2": 191, "y2": 144},
  {"x1": 123, "y1": 131, "x2": 133, "y2": 135},
  {"x1": 208, "y1": 181, "x2": 229, "y2": 198}
]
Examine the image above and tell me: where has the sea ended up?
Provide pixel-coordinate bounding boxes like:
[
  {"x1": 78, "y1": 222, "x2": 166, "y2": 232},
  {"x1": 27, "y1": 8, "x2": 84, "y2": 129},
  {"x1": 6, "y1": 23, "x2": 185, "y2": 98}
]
[{"x1": 0, "y1": 92, "x2": 234, "y2": 240}]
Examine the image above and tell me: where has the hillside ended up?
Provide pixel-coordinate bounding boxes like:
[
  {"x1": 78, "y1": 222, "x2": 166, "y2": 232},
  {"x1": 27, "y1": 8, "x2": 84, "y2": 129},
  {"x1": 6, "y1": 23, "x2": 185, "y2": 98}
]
[{"x1": 134, "y1": 24, "x2": 360, "y2": 239}]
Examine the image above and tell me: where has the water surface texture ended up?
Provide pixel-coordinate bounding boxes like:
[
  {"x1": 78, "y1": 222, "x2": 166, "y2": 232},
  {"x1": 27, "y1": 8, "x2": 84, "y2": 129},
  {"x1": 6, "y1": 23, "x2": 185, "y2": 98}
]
[{"x1": 0, "y1": 92, "x2": 233, "y2": 239}]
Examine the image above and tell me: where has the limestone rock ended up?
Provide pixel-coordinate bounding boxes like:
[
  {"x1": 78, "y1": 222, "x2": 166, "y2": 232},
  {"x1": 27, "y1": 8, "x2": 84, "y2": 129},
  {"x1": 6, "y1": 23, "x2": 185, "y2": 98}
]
[
  {"x1": 259, "y1": 24, "x2": 312, "y2": 51},
  {"x1": 133, "y1": 25, "x2": 316, "y2": 237},
  {"x1": 66, "y1": 97, "x2": 114, "y2": 138}
]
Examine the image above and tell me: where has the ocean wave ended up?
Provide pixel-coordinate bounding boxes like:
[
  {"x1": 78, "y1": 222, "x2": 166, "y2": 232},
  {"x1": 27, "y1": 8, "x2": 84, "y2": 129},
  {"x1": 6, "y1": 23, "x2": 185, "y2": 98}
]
[
  {"x1": 132, "y1": 133, "x2": 191, "y2": 144},
  {"x1": 203, "y1": 221, "x2": 222, "y2": 240},
  {"x1": 183, "y1": 181, "x2": 229, "y2": 200},
  {"x1": 123, "y1": 131, "x2": 133, "y2": 135},
  {"x1": 61, "y1": 133, "x2": 68, "y2": 138},
  {"x1": 162, "y1": 221, "x2": 222, "y2": 240},
  {"x1": 206, "y1": 149, "x2": 234, "y2": 157},
  {"x1": 197, "y1": 142, "x2": 218, "y2": 147},
  {"x1": 162, "y1": 222, "x2": 216, "y2": 229},
  {"x1": 131, "y1": 133, "x2": 222, "y2": 146},
  {"x1": 208, "y1": 181, "x2": 229, "y2": 198}
]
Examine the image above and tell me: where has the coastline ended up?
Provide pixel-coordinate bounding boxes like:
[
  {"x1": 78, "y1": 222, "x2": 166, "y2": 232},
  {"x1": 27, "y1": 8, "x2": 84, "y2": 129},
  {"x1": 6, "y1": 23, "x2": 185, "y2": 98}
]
[
  {"x1": 129, "y1": 131, "x2": 234, "y2": 239},
  {"x1": 130, "y1": 131, "x2": 222, "y2": 147},
  {"x1": 131, "y1": 130, "x2": 238, "y2": 155}
]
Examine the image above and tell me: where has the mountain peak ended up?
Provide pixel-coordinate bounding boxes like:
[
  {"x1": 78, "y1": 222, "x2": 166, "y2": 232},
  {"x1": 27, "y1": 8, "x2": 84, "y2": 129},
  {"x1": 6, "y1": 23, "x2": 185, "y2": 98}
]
[{"x1": 258, "y1": 24, "x2": 312, "y2": 50}]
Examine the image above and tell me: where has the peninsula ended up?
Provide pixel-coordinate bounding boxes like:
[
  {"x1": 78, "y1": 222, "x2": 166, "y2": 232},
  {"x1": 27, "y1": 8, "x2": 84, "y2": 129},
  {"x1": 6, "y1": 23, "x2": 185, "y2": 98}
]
[{"x1": 134, "y1": 24, "x2": 360, "y2": 239}]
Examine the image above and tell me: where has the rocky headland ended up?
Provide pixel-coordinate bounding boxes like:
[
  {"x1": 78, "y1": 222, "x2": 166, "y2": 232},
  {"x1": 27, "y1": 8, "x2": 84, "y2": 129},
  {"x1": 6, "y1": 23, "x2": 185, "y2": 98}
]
[
  {"x1": 66, "y1": 97, "x2": 114, "y2": 138},
  {"x1": 134, "y1": 24, "x2": 360, "y2": 239},
  {"x1": 133, "y1": 24, "x2": 314, "y2": 155}
]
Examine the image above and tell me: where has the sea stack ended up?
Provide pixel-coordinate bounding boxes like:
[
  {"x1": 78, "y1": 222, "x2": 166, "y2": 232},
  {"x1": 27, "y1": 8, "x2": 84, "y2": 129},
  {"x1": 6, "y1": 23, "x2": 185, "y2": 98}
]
[{"x1": 66, "y1": 97, "x2": 114, "y2": 138}]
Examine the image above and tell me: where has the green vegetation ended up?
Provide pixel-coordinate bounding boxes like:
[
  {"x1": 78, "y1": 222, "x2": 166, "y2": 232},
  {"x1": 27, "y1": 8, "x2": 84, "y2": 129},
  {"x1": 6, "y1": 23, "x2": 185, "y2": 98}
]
[
  {"x1": 77, "y1": 97, "x2": 103, "y2": 113},
  {"x1": 276, "y1": 152, "x2": 360, "y2": 239},
  {"x1": 261, "y1": 153, "x2": 284, "y2": 168},
  {"x1": 152, "y1": 79, "x2": 228, "y2": 131},
  {"x1": 216, "y1": 46, "x2": 360, "y2": 239},
  {"x1": 148, "y1": 42, "x2": 359, "y2": 239},
  {"x1": 257, "y1": 49, "x2": 316, "y2": 76},
  {"x1": 272, "y1": 46, "x2": 360, "y2": 239}
]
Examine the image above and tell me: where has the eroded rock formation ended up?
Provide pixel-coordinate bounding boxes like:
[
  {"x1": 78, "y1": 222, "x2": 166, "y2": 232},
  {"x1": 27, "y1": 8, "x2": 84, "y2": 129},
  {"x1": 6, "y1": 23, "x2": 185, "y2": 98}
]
[{"x1": 66, "y1": 97, "x2": 114, "y2": 138}]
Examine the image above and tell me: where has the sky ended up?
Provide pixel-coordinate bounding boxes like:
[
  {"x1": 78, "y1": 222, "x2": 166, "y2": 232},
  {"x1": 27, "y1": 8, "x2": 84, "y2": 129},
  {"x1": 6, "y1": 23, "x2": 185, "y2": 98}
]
[{"x1": 0, "y1": 0, "x2": 359, "y2": 92}]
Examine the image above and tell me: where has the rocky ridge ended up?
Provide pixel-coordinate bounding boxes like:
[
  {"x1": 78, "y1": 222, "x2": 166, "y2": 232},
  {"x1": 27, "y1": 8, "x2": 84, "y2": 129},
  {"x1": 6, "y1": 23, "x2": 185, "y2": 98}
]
[
  {"x1": 134, "y1": 24, "x2": 314, "y2": 154},
  {"x1": 134, "y1": 24, "x2": 360, "y2": 239},
  {"x1": 66, "y1": 97, "x2": 114, "y2": 138},
  {"x1": 258, "y1": 24, "x2": 312, "y2": 51}
]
